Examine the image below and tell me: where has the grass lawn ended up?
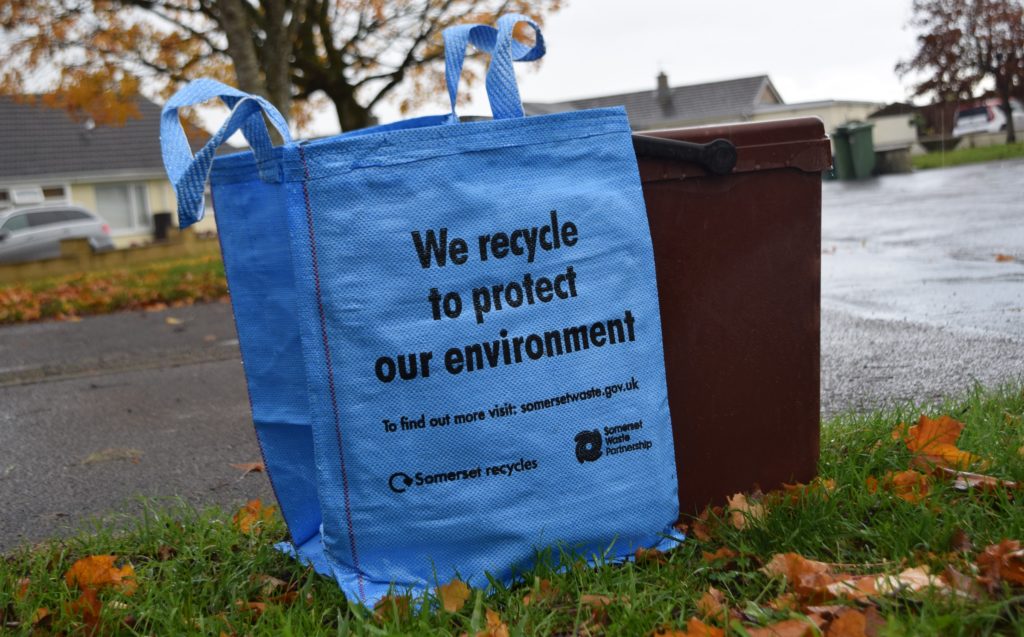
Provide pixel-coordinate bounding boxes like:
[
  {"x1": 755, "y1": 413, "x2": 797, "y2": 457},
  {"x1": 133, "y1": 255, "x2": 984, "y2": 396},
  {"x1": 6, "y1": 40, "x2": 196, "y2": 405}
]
[
  {"x1": 0, "y1": 256, "x2": 227, "y2": 324},
  {"x1": 913, "y1": 142, "x2": 1024, "y2": 170},
  {"x1": 3, "y1": 384, "x2": 1024, "y2": 635}
]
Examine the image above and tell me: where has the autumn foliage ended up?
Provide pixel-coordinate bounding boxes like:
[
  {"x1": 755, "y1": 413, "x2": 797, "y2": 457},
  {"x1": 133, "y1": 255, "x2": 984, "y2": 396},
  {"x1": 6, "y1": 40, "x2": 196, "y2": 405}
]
[
  {"x1": 0, "y1": 0, "x2": 564, "y2": 131},
  {"x1": 0, "y1": 256, "x2": 227, "y2": 324}
]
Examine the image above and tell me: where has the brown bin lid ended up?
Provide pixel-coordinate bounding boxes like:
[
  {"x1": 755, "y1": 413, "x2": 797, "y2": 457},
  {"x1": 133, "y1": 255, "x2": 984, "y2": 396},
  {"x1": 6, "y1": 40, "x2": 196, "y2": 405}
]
[{"x1": 637, "y1": 117, "x2": 832, "y2": 179}]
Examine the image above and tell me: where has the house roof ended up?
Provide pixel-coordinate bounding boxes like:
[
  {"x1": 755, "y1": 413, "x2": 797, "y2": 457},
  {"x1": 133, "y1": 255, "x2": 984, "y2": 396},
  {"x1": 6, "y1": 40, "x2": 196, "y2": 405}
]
[
  {"x1": 868, "y1": 102, "x2": 917, "y2": 118},
  {"x1": 0, "y1": 96, "x2": 174, "y2": 182},
  {"x1": 523, "y1": 75, "x2": 781, "y2": 130},
  {"x1": 754, "y1": 99, "x2": 885, "y2": 115}
]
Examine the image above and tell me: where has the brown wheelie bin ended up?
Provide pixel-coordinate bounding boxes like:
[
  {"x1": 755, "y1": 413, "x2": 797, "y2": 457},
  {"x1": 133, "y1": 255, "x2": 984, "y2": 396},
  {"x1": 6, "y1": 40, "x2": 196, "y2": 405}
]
[{"x1": 634, "y1": 117, "x2": 832, "y2": 516}]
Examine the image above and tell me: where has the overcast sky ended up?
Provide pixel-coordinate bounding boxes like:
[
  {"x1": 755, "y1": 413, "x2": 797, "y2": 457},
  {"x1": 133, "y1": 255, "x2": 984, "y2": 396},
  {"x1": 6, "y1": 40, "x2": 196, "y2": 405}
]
[{"x1": 314, "y1": 0, "x2": 922, "y2": 134}]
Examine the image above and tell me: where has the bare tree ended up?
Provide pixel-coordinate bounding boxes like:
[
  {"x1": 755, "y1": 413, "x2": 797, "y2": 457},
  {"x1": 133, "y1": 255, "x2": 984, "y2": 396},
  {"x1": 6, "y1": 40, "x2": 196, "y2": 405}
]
[{"x1": 0, "y1": 0, "x2": 563, "y2": 130}]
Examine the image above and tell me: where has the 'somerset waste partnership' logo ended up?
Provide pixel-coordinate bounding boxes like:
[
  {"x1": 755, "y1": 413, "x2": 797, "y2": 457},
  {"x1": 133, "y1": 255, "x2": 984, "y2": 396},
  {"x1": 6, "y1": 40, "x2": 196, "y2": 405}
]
[{"x1": 574, "y1": 429, "x2": 603, "y2": 463}]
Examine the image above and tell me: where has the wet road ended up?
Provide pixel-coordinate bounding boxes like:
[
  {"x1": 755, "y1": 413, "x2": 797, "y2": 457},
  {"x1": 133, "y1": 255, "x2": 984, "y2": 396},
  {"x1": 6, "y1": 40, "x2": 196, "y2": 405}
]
[
  {"x1": 821, "y1": 158, "x2": 1024, "y2": 411},
  {"x1": 1, "y1": 159, "x2": 1022, "y2": 551}
]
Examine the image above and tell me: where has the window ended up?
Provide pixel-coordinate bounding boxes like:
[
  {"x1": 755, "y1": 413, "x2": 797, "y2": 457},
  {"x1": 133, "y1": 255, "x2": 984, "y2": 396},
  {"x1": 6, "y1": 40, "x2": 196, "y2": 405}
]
[
  {"x1": 27, "y1": 210, "x2": 66, "y2": 227},
  {"x1": 95, "y1": 183, "x2": 150, "y2": 232},
  {"x1": 1, "y1": 214, "x2": 29, "y2": 232},
  {"x1": 59, "y1": 209, "x2": 92, "y2": 221},
  {"x1": 958, "y1": 106, "x2": 989, "y2": 119},
  {"x1": 42, "y1": 185, "x2": 67, "y2": 202}
]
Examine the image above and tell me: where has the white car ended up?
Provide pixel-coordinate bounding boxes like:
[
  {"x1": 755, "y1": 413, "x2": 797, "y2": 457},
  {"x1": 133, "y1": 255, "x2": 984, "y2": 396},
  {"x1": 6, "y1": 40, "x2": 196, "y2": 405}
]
[
  {"x1": 952, "y1": 98, "x2": 1024, "y2": 138},
  {"x1": 0, "y1": 205, "x2": 115, "y2": 264}
]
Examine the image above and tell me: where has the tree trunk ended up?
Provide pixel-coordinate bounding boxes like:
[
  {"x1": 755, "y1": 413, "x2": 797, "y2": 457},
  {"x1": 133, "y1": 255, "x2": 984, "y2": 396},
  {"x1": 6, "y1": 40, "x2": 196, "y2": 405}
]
[
  {"x1": 215, "y1": 0, "x2": 264, "y2": 98},
  {"x1": 327, "y1": 86, "x2": 375, "y2": 131},
  {"x1": 261, "y1": 0, "x2": 302, "y2": 120},
  {"x1": 1000, "y1": 86, "x2": 1017, "y2": 144}
]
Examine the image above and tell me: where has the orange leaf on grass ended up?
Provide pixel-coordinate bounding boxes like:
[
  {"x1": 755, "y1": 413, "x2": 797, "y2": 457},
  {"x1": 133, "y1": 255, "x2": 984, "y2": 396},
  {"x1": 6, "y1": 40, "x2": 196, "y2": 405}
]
[
  {"x1": 696, "y1": 586, "x2": 727, "y2": 620},
  {"x1": 31, "y1": 607, "x2": 51, "y2": 627},
  {"x1": 251, "y1": 573, "x2": 289, "y2": 597},
  {"x1": 64, "y1": 588, "x2": 102, "y2": 629},
  {"x1": 580, "y1": 594, "x2": 614, "y2": 607},
  {"x1": 866, "y1": 471, "x2": 931, "y2": 503},
  {"x1": 437, "y1": 578, "x2": 471, "y2": 612},
  {"x1": 942, "y1": 564, "x2": 986, "y2": 600},
  {"x1": 65, "y1": 555, "x2": 136, "y2": 594},
  {"x1": 522, "y1": 578, "x2": 557, "y2": 606},
  {"x1": 887, "y1": 470, "x2": 932, "y2": 503},
  {"x1": 266, "y1": 590, "x2": 299, "y2": 605},
  {"x1": 977, "y1": 539, "x2": 1024, "y2": 591},
  {"x1": 823, "y1": 575, "x2": 880, "y2": 600},
  {"x1": 232, "y1": 499, "x2": 276, "y2": 533},
  {"x1": 689, "y1": 514, "x2": 714, "y2": 542},
  {"x1": 373, "y1": 594, "x2": 411, "y2": 622},
  {"x1": 778, "y1": 478, "x2": 836, "y2": 504},
  {"x1": 636, "y1": 547, "x2": 668, "y2": 564},
  {"x1": 893, "y1": 414, "x2": 963, "y2": 449},
  {"x1": 746, "y1": 617, "x2": 824, "y2": 637},
  {"x1": 766, "y1": 592, "x2": 802, "y2": 611},
  {"x1": 653, "y1": 616, "x2": 725, "y2": 637},
  {"x1": 826, "y1": 609, "x2": 869, "y2": 637},
  {"x1": 892, "y1": 415, "x2": 984, "y2": 469},
  {"x1": 234, "y1": 600, "x2": 266, "y2": 615},
  {"x1": 727, "y1": 492, "x2": 765, "y2": 530},
  {"x1": 762, "y1": 553, "x2": 834, "y2": 596},
  {"x1": 702, "y1": 547, "x2": 738, "y2": 563},
  {"x1": 763, "y1": 553, "x2": 884, "y2": 603},
  {"x1": 16, "y1": 577, "x2": 30, "y2": 600},
  {"x1": 473, "y1": 608, "x2": 509, "y2": 637}
]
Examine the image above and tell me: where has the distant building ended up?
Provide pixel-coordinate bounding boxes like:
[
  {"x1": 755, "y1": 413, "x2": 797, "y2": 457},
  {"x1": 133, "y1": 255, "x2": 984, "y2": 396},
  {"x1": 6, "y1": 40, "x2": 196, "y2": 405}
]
[
  {"x1": 752, "y1": 100, "x2": 885, "y2": 133},
  {"x1": 524, "y1": 73, "x2": 784, "y2": 130},
  {"x1": 0, "y1": 96, "x2": 216, "y2": 246},
  {"x1": 524, "y1": 74, "x2": 935, "y2": 171},
  {"x1": 866, "y1": 103, "x2": 925, "y2": 155}
]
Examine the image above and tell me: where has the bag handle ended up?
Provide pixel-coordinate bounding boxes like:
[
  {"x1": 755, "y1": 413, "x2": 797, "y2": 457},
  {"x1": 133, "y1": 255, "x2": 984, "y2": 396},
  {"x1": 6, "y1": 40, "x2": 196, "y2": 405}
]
[
  {"x1": 443, "y1": 14, "x2": 545, "y2": 122},
  {"x1": 487, "y1": 14, "x2": 544, "y2": 120},
  {"x1": 160, "y1": 78, "x2": 292, "y2": 228}
]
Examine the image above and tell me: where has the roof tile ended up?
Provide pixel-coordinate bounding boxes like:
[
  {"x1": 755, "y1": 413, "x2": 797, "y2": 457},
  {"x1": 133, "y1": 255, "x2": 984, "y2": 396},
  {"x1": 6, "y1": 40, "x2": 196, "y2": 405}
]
[{"x1": 524, "y1": 75, "x2": 777, "y2": 129}]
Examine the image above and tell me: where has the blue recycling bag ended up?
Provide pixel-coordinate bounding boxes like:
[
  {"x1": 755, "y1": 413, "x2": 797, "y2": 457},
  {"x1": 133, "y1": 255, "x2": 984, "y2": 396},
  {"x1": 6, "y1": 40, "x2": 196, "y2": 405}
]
[{"x1": 162, "y1": 14, "x2": 679, "y2": 605}]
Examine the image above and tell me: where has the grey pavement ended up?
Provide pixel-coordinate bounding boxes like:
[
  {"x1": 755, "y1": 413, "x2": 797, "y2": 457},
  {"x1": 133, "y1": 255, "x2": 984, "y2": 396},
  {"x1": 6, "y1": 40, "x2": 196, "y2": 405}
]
[
  {"x1": 821, "y1": 158, "x2": 1024, "y2": 413},
  {"x1": 1, "y1": 159, "x2": 1022, "y2": 552},
  {"x1": 0, "y1": 304, "x2": 275, "y2": 552}
]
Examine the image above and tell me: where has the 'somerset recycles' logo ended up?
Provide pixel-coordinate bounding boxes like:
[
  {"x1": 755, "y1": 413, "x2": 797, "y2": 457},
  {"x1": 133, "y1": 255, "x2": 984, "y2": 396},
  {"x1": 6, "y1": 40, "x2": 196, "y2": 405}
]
[
  {"x1": 389, "y1": 472, "x2": 414, "y2": 493},
  {"x1": 574, "y1": 429, "x2": 603, "y2": 463}
]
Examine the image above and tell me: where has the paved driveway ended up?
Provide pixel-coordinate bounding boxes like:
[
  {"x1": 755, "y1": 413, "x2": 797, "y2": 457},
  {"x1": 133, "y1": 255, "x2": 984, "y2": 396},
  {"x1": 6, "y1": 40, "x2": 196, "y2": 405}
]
[
  {"x1": 1, "y1": 159, "x2": 1022, "y2": 551},
  {"x1": 821, "y1": 158, "x2": 1024, "y2": 412}
]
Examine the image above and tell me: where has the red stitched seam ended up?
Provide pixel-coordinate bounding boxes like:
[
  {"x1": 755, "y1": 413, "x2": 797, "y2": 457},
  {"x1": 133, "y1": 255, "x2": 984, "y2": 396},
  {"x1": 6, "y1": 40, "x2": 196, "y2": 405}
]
[{"x1": 299, "y1": 146, "x2": 366, "y2": 602}]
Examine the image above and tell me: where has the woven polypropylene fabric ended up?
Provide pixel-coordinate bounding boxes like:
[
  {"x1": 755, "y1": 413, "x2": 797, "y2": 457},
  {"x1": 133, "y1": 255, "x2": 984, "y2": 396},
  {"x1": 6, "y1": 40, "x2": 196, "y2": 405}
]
[{"x1": 284, "y1": 106, "x2": 679, "y2": 604}]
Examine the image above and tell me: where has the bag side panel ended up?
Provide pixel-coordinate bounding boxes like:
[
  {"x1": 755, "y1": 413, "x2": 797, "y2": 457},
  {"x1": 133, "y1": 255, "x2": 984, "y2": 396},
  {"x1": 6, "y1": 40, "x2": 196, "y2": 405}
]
[{"x1": 210, "y1": 162, "x2": 321, "y2": 548}]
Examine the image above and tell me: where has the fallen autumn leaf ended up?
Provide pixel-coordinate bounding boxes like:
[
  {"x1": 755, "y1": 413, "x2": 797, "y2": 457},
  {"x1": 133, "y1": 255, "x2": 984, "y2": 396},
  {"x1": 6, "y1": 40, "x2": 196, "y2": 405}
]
[
  {"x1": 727, "y1": 492, "x2": 765, "y2": 530},
  {"x1": 231, "y1": 499, "x2": 276, "y2": 534},
  {"x1": 229, "y1": 461, "x2": 265, "y2": 475},
  {"x1": 437, "y1": 578, "x2": 471, "y2": 612},
  {"x1": 977, "y1": 539, "x2": 1024, "y2": 592},
  {"x1": 65, "y1": 555, "x2": 136, "y2": 594}
]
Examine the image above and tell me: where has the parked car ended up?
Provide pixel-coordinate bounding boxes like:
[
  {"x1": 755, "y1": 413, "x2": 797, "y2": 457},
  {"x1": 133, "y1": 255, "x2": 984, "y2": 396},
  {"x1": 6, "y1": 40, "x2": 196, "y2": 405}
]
[
  {"x1": 0, "y1": 205, "x2": 114, "y2": 264},
  {"x1": 952, "y1": 98, "x2": 1024, "y2": 137}
]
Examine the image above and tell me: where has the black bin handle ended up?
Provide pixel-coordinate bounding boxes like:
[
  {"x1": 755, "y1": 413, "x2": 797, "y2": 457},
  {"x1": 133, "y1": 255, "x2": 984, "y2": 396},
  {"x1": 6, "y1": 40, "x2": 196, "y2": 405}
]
[{"x1": 632, "y1": 135, "x2": 737, "y2": 176}]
